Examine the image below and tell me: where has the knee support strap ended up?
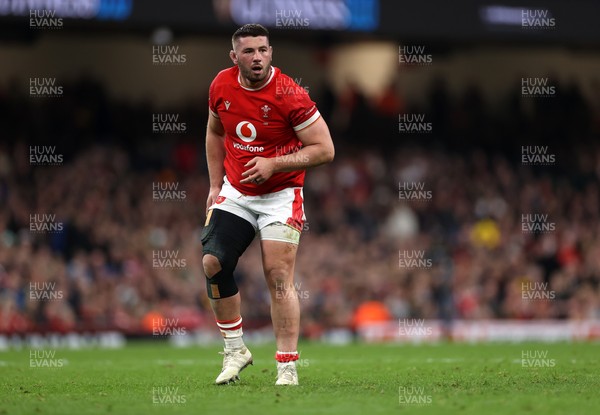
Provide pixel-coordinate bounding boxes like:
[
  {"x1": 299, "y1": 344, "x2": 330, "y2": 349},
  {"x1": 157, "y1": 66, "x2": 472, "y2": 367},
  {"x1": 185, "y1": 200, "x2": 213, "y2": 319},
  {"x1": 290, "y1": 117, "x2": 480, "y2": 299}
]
[
  {"x1": 259, "y1": 222, "x2": 301, "y2": 244},
  {"x1": 201, "y1": 209, "x2": 256, "y2": 299}
]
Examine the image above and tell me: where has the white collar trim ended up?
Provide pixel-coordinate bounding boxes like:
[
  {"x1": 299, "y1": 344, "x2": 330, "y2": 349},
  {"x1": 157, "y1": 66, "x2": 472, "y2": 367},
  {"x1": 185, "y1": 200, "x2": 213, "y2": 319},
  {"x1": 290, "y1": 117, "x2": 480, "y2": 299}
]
[{"x1": 238, "y1": 66, "x2": 275, "y2": 91}]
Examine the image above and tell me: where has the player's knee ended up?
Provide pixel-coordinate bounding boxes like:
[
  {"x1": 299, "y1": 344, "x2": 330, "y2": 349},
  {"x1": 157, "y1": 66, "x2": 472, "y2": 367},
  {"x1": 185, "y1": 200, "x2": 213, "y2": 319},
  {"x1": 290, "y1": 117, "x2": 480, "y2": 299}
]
[
  {"x1": 204, "y1": 258, "x2": 239, "y2": 300},
  {"x1": 202, "y1": 250, "x2": 240, "y2": 300},
  {"x1": 267, "y1": 269, "x2": 292, "y2": 291},
  {"x1": 202, "y1": 254, "x2": 222, "y2": 278}
]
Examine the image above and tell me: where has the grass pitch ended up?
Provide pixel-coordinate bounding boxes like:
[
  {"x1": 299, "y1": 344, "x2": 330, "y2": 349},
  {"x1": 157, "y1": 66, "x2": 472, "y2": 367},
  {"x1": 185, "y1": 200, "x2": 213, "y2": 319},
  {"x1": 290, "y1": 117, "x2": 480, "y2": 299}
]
[{"x1": 1, "y1": 341, "x2": 599, "y2": 415}]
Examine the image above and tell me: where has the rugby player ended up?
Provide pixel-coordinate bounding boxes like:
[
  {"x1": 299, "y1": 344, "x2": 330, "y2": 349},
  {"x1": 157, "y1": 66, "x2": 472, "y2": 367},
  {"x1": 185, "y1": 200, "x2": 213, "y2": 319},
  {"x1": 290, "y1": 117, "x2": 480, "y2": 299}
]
[{"x1": 202, "y1": 24, "x2": 334, "y2": 385}]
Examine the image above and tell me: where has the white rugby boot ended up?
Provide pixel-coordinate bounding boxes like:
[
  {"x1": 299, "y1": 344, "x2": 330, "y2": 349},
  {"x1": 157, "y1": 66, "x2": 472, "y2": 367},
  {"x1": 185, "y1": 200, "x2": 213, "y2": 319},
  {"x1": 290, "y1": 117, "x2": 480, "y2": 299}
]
[
  {"x1": 215, "y1": 347, "x2": 253, "y2": 385},
  {"x1": 275, "y1": 362, "x2": 299, "y2": 386}
]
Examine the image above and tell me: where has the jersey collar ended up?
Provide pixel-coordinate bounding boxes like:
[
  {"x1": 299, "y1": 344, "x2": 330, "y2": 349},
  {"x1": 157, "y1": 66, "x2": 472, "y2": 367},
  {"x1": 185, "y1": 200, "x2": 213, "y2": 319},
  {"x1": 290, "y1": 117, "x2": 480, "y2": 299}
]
[{"x1": 238, "y1": 66, "x2": 275, "y2": 91}]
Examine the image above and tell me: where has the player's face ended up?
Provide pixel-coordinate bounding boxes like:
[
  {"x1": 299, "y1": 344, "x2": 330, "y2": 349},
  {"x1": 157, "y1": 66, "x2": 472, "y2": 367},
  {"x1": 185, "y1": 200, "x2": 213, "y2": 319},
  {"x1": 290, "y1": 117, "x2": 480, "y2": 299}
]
[{"x1": 230, "y1": 36, "x2": 273, "y2": 88}]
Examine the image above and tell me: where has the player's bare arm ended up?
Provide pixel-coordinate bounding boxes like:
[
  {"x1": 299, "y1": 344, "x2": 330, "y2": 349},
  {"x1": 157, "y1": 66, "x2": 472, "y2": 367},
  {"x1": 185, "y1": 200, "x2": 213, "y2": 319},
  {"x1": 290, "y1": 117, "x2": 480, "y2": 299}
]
[
  {"x1": 205, "y1": 112, "x2": 226, "y2": 212},
  {"x1": 240, "y1": 117, "x2": 334, "y2": 184}
]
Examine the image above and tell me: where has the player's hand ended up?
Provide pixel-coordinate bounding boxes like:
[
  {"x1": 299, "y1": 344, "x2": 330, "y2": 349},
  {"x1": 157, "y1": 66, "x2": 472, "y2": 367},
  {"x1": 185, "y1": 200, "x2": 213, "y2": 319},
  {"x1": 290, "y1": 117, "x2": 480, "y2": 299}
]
[
  {"x1": 206, "y1": 187, "x2": 221, "y2": 214},
  {"x1": 240, "y1": 157, "x2": 275, "y2": 185}
]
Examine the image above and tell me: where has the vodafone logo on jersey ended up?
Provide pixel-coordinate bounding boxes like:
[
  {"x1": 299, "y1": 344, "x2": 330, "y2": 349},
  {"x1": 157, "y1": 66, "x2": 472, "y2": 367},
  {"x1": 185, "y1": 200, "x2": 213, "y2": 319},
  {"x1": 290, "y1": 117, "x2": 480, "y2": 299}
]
[
  {"x1": 235, "y1": 121, "x2": 257, "y2": 142},
  {"x1": 232, "y1": 121, "x2": 264, "y2": 153}
]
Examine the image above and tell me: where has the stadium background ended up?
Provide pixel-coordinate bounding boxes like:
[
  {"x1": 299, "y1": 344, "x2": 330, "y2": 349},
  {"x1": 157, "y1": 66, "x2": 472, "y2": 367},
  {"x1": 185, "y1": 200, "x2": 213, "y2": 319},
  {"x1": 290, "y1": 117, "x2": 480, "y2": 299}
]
[{"x1": 1, "y1": 0, "x2": 600, "y2": 346}]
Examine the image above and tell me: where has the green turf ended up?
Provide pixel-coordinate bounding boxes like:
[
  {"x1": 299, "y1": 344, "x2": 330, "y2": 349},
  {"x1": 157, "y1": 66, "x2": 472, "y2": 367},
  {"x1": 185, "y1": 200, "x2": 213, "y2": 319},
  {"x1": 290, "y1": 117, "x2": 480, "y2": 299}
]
[{"x1": 0, "y1": 341, "x2": 598, "y2": 415}]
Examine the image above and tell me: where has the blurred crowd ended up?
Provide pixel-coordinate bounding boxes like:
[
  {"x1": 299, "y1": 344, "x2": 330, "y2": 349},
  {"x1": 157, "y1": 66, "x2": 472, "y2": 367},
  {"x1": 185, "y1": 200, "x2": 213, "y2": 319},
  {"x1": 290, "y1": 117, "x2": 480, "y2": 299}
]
[{"x1": 1, "y1": 73, "x2": 600, "y2": 336}]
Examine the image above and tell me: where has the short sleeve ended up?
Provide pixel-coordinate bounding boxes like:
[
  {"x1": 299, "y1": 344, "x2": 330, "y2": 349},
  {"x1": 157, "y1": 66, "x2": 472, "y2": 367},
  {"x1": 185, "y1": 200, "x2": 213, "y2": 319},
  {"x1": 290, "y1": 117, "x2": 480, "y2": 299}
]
[
  {"x1": 208, "y1": 78, "x2": 219, "y2": 118},
  {"x1": 284, "y1": 81, "x2": 320, "y2": 132}
]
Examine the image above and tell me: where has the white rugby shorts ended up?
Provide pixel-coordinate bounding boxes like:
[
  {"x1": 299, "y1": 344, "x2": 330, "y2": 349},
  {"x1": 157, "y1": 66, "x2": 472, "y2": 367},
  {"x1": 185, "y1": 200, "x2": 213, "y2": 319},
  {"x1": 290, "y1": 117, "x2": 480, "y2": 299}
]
[{"x1": 209, "y1": 176, "x2": 306, "y2": 244}]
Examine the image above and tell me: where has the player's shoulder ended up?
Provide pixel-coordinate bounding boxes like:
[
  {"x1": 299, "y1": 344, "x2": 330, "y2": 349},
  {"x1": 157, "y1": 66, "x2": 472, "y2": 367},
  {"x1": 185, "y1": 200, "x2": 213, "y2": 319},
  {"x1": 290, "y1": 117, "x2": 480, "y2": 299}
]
[
  {"x1": 273, "y1": 68, "x2": 310, "y2": 99},
  {"x1": 274, "y1": 69, "x2": 299, "y2": 90},
  {"x1": 273, "y1": 67, "x2": 291, "y2": 82},
  {"x1": 211, "y1": 66, "x2": 239, "y2": 87}
]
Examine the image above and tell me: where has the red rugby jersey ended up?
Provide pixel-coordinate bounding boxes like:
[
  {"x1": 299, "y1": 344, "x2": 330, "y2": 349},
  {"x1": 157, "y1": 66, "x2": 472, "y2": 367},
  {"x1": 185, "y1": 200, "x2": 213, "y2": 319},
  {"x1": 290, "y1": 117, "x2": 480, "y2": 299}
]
[{"x1": 208, "y1": 66, "x2": 320, "y2": 195}]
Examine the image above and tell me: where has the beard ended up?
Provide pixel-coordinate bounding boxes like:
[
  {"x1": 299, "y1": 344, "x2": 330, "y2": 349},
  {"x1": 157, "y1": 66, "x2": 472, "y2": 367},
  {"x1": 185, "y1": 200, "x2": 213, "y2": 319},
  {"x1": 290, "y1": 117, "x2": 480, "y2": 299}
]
[{"x1": 240, "y1": 62, "x2": 271, "y2": 85}]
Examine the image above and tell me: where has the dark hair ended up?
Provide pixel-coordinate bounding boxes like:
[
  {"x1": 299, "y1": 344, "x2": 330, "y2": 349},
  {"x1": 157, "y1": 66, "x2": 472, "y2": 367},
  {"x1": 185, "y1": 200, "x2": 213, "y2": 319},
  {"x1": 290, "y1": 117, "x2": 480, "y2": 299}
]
[{"x1": 232, "y1": 23, "x2": 270, "y2": 46}]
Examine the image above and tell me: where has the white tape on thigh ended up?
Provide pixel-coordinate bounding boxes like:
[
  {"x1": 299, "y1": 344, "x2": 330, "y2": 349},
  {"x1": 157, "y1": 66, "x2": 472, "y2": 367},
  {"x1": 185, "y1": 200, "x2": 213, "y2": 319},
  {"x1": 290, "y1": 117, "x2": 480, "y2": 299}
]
[{"x1": 259, "y1": 222, "x2": 300, "y2": 244}]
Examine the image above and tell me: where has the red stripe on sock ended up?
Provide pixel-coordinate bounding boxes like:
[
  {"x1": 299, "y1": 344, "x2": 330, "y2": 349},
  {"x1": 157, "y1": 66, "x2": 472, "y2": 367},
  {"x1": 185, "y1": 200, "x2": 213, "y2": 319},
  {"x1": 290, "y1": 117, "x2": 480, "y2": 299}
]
[
  {"x1": 216, "y1": 317, "x2": 243, "y2": 331},
  {"x1": 275, "y1": 351, "x2": 299, "y2": 363},
  {"x1": 216, "y1": 317, "x2": 242, "y2": 325}
]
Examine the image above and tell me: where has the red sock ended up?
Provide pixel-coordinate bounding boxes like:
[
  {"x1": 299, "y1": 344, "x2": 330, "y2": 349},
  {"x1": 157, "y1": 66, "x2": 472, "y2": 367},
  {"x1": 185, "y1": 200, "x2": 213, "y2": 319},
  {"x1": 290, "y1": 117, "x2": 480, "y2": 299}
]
[{"x1": 275, "y1": 351, "x2": 299, "y2": 363}]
